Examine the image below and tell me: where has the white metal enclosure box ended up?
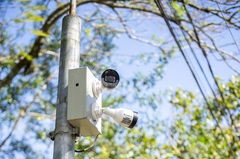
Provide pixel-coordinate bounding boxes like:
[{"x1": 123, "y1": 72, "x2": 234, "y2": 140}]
[{"x1": 67, "y1": 67, "x2": 101, "y2": 136}]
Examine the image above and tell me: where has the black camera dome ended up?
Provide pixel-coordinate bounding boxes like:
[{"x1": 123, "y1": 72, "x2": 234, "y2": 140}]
[{"x1": 101, "y1": 69, "x2": 120, "y2": 89}]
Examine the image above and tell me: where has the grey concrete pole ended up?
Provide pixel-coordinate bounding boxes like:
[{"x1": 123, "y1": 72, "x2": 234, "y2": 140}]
[{"x1": 53, "y1": 14, "x2": 81, "y2": 159}]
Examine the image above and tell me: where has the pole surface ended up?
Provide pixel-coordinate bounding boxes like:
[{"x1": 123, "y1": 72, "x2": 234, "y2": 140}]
[
  {"x1": 53, "y1": 15, "x2": 81, "y2": 159},
  {"x1": 70, "y1": 0, "x2": 76, "y2": 15}
]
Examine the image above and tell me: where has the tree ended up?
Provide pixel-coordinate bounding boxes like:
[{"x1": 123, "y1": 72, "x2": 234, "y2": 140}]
[
  {"x1": 165, "y1": 76, "x2": 240, "y2": 159},
  {"x1": 75, "y1": 76, "x2": 240, "y2": 159},
  {"x1": 0, "y1": 0, "x2": 239, "y2": 158}
]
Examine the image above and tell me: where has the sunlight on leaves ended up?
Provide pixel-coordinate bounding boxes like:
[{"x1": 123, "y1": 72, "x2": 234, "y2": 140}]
[{"x1": 32, "y1": 30, "x2": 49, "y2": 37}]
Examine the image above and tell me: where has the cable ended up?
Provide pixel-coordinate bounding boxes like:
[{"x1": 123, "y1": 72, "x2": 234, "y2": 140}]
[
  {"x1": 154, "y1": 0, "x2": 213, "y2": 117},
  {"x1": 181, "y1": 1, "x2": 237, "y2": 133},
  {"x1": 75, "y1": 135, "x2": 99, "y2": 153},
  {"x1": 214, "y1": 0, "x2": 240, "y2": 54},
  {"x1": 168, "y1": 2, "x2": 234, "y2": 154},
  {"x1": 154, "y1": 0, "x2": 237, "y2": 157},
  {"x1": 168, "y1": 1, "x2": 209, "y2": 101}
]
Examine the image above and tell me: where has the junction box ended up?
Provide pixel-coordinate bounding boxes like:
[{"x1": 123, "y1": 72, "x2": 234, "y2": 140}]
[{"x1": 67, "y1": 67, "x2": 101, "y2": 136}]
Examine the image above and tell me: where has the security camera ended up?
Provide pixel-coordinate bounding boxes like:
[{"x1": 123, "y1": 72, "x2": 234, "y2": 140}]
[
  {"x1": 92, "y1": 107, "x2": 138, "y2": 129},
  {"x1": 92, "y1": 69, "x2": 120, "y2": 97},
  {"x1": 101, "y1": 69, "x2": 120, "y2": 89}
]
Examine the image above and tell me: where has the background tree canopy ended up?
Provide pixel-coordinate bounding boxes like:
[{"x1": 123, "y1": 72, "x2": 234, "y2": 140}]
[{"x1": 0, "y1": 0, "x2": 239, "y2": 158}]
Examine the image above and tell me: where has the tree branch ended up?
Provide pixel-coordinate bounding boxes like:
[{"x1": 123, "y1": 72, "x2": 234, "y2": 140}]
[
  {"x1": 0, "y1": 0, "x2": 92, "y2": 88},
  {"x1": 0, "y1": 72, "x2": 55, "y2": 149}
]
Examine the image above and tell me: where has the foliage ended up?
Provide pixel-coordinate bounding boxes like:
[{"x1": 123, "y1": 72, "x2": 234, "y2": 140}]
[
  {"x1": 167, "y1": 76, "x2": 240, "y2": 158},
  {"x1": 0, "y1": 0, "x2": 239, "y2": 158}
]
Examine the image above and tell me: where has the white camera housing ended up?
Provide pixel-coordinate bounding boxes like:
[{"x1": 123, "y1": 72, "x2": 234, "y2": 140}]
[
  {"x1": 68, "y1": 67, "x2": 137, "y2": 136},
  {"x1": 68, "y1": 67, "x2": 101, "y2": 136},
  {"x1": 92, "y1": 69, "x2": 120, "y2": 98},
  {"x1": 93, "y1": 107, "x2": 138, "y2": 129}
]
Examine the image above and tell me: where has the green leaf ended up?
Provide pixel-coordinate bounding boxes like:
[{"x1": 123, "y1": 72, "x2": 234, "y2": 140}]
[
  {"x1": 28, "y1": 15, "x2": 44, "y2": 22},
  {"x1": 14, "y1": 19, "x2": 28, "y2": 23},
  {"x1": 26, "y1": 11, "x2": 44, "y2": 22},
  {"x1": 27, "y1": 5, "x2": 47, "y2": 11},
  {"x1": 33, "y1": 76, "x2": 44, "y2": 88},
  {"x1": 14, "y1": 11, "x2": 44, "y2": 23},
  {"x1": 32, "y1": 30, "x2": 49, "y2": 37},
  {"x1": 151, "y1": 34, "x2": 157, "y2": 40},
  {"x1": 171, "y1": 2, "x2": 184, "y2": 17},
  {"x1": 19, "y1": 50, "x2": 33, "y2": 61},
  {"x1": 84, "y1": 28, "x2": 91, "y2": 37},
  {"x1": 18, "y1": 0, "x2": 30, "y2": 2}
]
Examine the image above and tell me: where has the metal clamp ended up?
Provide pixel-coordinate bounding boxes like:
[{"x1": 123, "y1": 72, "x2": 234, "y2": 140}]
[{"x1": 48, "y1": 126, "x2": 80, "y2": 141}]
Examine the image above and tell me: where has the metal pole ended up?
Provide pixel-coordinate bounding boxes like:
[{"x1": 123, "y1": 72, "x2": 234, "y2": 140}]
[
  {"x1": 53, "y1": 3, "x2": 81, "y2": 158},
  {"x1": 69, "y1": 0, "x2": 76, "y2": 15}
]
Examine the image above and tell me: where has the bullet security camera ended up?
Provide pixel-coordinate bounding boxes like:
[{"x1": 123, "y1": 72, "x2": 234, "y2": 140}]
[
  {"x1": 103, "y1": 108, "x2": 138, "y2": 128},
  {"x1": 92, "y1": 107, "x2": 138, "y2": 129},
  {"x1": 101, "y1": 69, "x2": 120, "y2": 89},
  {"x1": 92, "y1": 69, "x2": 120, "y2": 97}
]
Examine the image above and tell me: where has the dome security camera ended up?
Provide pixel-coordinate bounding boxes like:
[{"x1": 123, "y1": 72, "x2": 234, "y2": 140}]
[
  {"x1": 92, "y1": 69, "x2": 120, "y2": 97},
  {"x1": 92, "y1": 107, "x2": 138, "y2": 129}
]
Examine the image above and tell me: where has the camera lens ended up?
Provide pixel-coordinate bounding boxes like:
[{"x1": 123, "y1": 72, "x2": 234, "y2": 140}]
[{"x1": 101, "y1": 69, "x2": 120, "y2": 89}]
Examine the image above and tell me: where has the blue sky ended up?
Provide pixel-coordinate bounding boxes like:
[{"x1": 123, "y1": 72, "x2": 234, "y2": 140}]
[{"x1": 1, "y1": 1, "x2": 239, "y2": 158}]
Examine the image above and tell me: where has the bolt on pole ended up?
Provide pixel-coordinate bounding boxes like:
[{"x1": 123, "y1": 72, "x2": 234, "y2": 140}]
[{"x1": 53, "y1": 1, "x2": 81, "y2": 158}]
